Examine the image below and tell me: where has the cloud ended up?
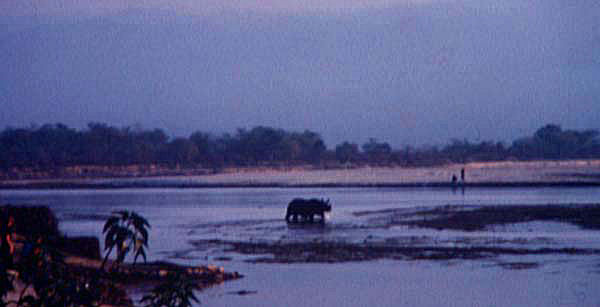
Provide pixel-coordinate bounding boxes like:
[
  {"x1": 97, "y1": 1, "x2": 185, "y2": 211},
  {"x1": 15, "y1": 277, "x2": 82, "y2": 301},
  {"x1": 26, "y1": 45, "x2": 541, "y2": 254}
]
[
  {"x1": 0, "y1": 0, "x2": 442, "y2": 17},
  {"x1": 2, "y1": 0, "x2": 599, "y2": 146}
]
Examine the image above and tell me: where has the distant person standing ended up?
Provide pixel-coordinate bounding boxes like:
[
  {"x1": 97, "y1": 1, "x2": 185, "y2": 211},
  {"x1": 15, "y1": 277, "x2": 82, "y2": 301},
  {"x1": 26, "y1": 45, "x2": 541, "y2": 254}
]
[{"x1": 460, "y1": 168, "x2": 465, "y2": 182}]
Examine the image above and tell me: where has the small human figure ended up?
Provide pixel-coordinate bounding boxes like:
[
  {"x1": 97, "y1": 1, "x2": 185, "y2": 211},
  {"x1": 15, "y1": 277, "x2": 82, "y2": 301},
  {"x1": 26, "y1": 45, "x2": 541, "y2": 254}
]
[
  {"x1": 460, "y1": 168, "x2": 465, "y2": 182},
  {"x1": 451, "y1": 174, "x2": 458, "y2": 194}
]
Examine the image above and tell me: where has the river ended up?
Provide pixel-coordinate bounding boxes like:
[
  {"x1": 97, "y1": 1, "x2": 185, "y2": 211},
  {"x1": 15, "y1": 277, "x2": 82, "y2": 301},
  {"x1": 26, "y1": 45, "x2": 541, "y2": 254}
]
[{"x1": 1, "y1": 187, "x2": 599, "y2": 306}]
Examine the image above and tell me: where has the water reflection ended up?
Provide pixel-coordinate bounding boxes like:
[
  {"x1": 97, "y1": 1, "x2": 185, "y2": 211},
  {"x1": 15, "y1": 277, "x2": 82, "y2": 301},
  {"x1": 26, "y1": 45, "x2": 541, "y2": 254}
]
[
  {"x1": 2, "y1": 187, "x2": 600, "y2": 306},
  {"x1": 1, "y1": 187, "x2": 600, "y2": 257}
]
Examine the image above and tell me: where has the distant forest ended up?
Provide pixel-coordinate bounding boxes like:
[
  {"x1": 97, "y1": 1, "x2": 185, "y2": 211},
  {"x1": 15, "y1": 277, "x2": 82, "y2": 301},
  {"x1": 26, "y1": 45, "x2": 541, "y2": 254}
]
[{"x1": 1, "y1": 123, "x2": 599, "y2": 173}]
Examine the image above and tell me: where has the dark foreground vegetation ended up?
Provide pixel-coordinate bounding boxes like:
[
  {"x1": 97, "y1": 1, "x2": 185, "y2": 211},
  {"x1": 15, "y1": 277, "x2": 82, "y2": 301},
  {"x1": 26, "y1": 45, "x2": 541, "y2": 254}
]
[
  {"x1": 1, "y1": 123, "x2": 599, "y2": 179},
  {"x1": 0, "y1": 205, "x2": 241, "y2": 306}
]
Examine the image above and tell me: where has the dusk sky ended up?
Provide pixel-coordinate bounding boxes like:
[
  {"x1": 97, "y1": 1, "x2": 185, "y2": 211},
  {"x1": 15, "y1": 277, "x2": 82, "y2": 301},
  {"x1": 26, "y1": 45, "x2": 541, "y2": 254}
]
[{"x1": 1, "y1": 0, "x2": 599, "y2": 147}]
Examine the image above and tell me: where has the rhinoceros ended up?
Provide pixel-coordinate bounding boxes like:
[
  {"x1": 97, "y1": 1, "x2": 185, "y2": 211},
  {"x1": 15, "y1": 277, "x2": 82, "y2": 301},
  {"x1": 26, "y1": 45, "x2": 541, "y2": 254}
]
[{"x1": 285, "y1": 198, "x2": 331, "y2": 223}]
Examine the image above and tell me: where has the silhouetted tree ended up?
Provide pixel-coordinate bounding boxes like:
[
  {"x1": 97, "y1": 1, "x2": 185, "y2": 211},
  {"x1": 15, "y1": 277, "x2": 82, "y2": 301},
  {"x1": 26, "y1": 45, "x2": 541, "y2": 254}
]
[
  {"x1": 1, "y1": 122, "x2": 599, "y2": 173},
  {"x1": 510, "y1": 124, "x2": 599, "y2": 160},
  {"x1": 132, "y1": 128, "x2": 169, "y2": 164},
  {"x1": 162, "y1": 138, "x2": 199, "y2": 167},
  {"x1": 190, "y1": 131, "x2": 217, "y2": 167},
  {"x1": 335, "y1": 142, "x2": 361, "y2": 164},
  {"x1": 362, "y1": 138, "x2": 392, "y2": 165}
]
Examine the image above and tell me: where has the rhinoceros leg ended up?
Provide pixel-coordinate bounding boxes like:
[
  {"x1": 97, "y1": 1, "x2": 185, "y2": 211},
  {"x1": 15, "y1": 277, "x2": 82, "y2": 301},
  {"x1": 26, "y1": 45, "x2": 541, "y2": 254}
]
[{"x1": 318, "y1": 212, "x2": 325, "y2": 221}]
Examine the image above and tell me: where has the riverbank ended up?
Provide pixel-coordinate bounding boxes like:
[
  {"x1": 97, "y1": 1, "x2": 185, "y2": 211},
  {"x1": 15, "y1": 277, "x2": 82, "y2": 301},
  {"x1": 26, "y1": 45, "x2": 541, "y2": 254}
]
[
  {"x1": 1, "y1": 205, "x2": 242, "y2": 306},
  {"x1": 2, "y1": 160, "x2": 600, "y2": 189}
]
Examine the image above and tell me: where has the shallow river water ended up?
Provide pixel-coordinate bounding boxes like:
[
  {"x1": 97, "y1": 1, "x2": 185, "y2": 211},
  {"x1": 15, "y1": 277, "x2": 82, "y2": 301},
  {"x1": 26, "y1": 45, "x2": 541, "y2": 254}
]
[{"x1": 1, "y1": 187, "x2": 599, "y2": 306}]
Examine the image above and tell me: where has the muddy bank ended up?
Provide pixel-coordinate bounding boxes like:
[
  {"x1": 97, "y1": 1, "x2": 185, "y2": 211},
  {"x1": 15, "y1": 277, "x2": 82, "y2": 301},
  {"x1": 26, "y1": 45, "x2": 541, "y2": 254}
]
[
  {"x1": 2, "y1": 160, "x2": 600, "y2": 189},
  {"x1": 189, "y1": 239, "x2": 600, "y2": 265},
  {"x1": 63, "y1": 256, "x2": 243, "y2": 288},
  {"x1": 354, "y1": 204, "x2": 600, "y2": 231},
  {"x1": 2, "y1": 181, "x2": 600, "y2": 190}
]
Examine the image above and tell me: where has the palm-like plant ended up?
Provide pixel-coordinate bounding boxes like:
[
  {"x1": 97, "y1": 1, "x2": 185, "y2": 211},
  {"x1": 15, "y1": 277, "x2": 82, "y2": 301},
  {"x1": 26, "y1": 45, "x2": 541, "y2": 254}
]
[
  {"x1": 101, "y1": 211, "x2": 150, "y2": 269},
  {"x1": 139, "y1": 272, "x2": 199, "y2": 307}
]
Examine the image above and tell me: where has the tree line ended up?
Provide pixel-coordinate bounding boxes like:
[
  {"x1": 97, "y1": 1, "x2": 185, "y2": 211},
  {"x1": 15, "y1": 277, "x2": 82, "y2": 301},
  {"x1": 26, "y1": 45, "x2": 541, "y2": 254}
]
[{"x1": 0, "y1": 123, "x2": 599, "y2": 171}]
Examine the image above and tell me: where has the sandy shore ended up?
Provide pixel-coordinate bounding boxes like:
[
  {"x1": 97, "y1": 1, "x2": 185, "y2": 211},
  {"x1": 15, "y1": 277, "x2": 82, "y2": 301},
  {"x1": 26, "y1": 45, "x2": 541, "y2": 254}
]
[{"x1": 2, "y1": 160, "x2": 600, "y2": 188}]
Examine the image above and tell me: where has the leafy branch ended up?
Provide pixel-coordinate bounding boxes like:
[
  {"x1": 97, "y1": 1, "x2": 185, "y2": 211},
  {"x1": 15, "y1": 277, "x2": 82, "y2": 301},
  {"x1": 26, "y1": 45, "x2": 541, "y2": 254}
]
[
  {"x1": 140, "y1": 272, "x2": 199, "y2": 307},
  {"x1": 101, "y1": 210, "x2": 150, "y2": 269}
]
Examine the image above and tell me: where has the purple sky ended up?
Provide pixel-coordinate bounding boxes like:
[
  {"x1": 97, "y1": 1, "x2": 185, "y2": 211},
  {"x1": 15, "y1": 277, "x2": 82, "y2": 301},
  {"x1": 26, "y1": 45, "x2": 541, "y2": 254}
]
[
  {"x1": 1, "y1": 0, "x2": 599, "y2": 147},
  {"x1": 0, "y1": 0, "x2": 434, "y2": 16}
]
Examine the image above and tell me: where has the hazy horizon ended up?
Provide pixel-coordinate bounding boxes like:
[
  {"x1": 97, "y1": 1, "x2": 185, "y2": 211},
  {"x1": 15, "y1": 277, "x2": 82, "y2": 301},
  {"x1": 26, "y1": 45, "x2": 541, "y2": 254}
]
[{"x1": 2, "y1": 0, "x2": 599, "y2": 147}]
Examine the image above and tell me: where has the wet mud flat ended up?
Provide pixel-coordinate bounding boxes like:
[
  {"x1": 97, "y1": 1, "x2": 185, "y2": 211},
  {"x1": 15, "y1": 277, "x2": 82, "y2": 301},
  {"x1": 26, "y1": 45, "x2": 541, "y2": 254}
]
[
  {"x1": 190, "y1": 239, "x2": 600, "y2": 264},
  {"x1": 354, "y1": 203, "x2": 600, "y2": 231},
  {"x1": 186, "y1": 204, "x2": 600, "y2": 269}
]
